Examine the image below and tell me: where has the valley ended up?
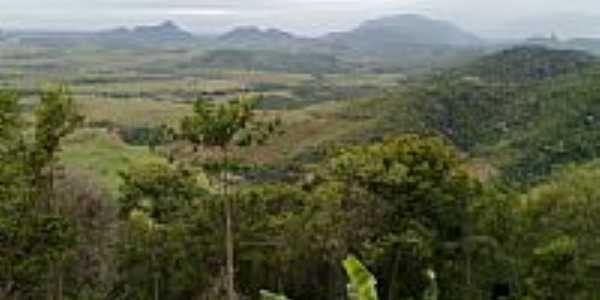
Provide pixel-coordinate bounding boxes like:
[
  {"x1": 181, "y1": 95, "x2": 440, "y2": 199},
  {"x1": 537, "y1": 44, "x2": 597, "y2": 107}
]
[{"x1": 2, "y1": 11, "x2": 600, "y2": 300}]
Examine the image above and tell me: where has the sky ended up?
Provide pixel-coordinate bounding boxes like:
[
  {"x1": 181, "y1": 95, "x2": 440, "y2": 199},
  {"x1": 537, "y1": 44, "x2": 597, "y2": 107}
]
[{"x1": 2, "y1": 0, "x2": 600, "y2": 38}]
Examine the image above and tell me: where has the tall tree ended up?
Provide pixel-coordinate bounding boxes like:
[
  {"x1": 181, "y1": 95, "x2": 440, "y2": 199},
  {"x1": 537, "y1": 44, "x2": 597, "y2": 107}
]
[
  {"x1": 0, "y1": 87, "x2": 83, "y2": 300},
  {"x1": 180, "y1": 96, "x2": 279, "y2": 300},
  {"x1": 116, "y1": 160, "x2": 223, "y2": 300},
  {"x1": 324, "y1": 135, "x2": 482, "y2": 300},
  {"x1": 33, "y1": 87, "x2": 83, "y2": 300}
]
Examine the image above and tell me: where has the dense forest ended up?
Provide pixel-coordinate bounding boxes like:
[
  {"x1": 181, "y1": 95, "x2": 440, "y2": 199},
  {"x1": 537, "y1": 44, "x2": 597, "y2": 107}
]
[{"x1": 2, "y1": 43, "x2": 600, "y2": 300}]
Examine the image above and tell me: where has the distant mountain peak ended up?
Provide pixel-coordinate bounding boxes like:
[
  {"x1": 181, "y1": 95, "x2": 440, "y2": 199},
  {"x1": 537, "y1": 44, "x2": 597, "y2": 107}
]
[
  {"x1": 93, "y1": 20, "x2": 193, "y2": 46},
  {"x1": 321, "y1": 14, "x2": 481, "y2": 56},
  {"x1": 160, "y1": 20, "x2": 177, "y2": 28},
  {"x1": 264, "y1": 28, "x2": 295, "y2": 38},
  {"x1": 354, "y1": 14, "x2": 481, "y2": 45},
  {"x1": 221, "y1": 26, "x2": 296, "y2": 40},
  {"x1": 218, "y1": 26, "x2": 302, "y2": 47},
  {"x1": 132, "y1": 20, "x2": 191, "y2": 37}
]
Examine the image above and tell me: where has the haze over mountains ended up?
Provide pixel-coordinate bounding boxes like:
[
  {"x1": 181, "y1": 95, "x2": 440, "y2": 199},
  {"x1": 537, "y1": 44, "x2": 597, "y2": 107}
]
[
  {"x1": 326, "y1": 15, "x2": 481, "y2": 46},
  {"x1": 2, "y1": 14, "x2": 488, "y2": 55},
  {"x1": 5, "y1": 14, "x2": 480, "y2": 46},
  {"x1": 5, "y1": 0, "x2": 600, "y2": 38},
  {"x1": 5, "y1": 13, "x2": 599, "y2": 48},
  {"x1": 3, "y1": 13, "x2": 600, "y2": 72}
]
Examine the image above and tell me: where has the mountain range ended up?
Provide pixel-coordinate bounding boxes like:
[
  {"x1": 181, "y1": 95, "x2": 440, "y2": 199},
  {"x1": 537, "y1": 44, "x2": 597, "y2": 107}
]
[
  {"x1": 7, "y1": 15, "x2": 482, "y2": 51},
  {"x1": 98, "y1": 20, "x2": 193, "y2": 42},
  {"x1": 214, "y1": 14, "x2": 483, "y2": 53},
  {"x1": 324, "y1": 14, "x2": 482, "y2": 52},
  {"x1": 6, "y1": 14, "x2": 600, "y2": 73}
]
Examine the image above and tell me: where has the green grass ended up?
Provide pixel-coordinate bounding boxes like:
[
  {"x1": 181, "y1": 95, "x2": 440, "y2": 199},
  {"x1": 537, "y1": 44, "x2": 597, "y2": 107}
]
[
  {"x1": 60, "y1": 128, "x2": 165, "y2": 196},
  {"x1": 77, "y1": 96, "x2": 193, "y2": 127}
]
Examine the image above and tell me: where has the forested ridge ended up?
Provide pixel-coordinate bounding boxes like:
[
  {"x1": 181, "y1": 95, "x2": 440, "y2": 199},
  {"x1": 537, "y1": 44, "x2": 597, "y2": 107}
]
[
  {"x1": 2, "y1": 45, "x2": 600, "y2": 300},
  {"x1": 417, "y1": 46, "x2": 600, "y2": 184}
]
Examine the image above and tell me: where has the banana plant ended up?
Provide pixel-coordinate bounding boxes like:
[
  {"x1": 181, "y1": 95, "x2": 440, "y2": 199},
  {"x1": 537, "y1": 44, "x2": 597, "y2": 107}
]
[
  {"x1": 259, "y1": 256, "x2": 438, "y2": 300},
  {"x1": 343, "y1": 255, "x2": 379, "y2": 300},
  {"x1": 260, "y1": 255, "x2": 380, "y2": 300},
  {"x1": 259, "y1": 290, "x2": 291, "y2": 300},
  {"x1": 423, "y1": 269, "x2": 438, "y2": 300}
]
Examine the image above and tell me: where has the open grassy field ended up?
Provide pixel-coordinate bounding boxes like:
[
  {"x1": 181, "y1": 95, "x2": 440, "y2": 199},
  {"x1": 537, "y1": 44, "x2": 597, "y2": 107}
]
[
  {"x1": 0, "y1": 43, "x2": 406, "y2": 193},
  {"x1": 76, "y1": 96, "x2": 193, "y2": 127},
  {"x1": 60, "y1": 128, "x2": 166, "y2": 195}
]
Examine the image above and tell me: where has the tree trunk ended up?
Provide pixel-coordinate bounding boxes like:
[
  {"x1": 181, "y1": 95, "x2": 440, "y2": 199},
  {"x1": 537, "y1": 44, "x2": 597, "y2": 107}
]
[
  {"x1": 47, "y1": 165, "x2": 57, "y2": 300},
  {"x1": 387, "y1": 250, "x2": 401, "y2": 300},
  {"x1": 57, "y1": 257, "x2": 64, "y2": 300},
  {"x1": 154, "y1": 272, "x2": 160, "y2": 300},
  {"x1": 225, "y1": 195, "x2": 235, "y2": 300},
  {"x1": 466, "y1": 248, "x2": 472, "y2": 298},
  {"x1": 223, "y1": 147, "x2": 236, "y2": 300},
  {"x1": 47, "y1": 262, "x2": 55, "y2": 300}
]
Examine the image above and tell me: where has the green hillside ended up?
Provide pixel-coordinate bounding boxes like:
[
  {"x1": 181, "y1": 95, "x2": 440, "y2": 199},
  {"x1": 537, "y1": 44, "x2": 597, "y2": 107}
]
[
  {"x1": 415, "y1": 46, "x2": 600, "y2": 183},
  {"x1": 462, "y1": 46, "x2": 597, "y2": 82},
  {"x1": 184, "y1": 49, "x2": 350, "y2": 74}
]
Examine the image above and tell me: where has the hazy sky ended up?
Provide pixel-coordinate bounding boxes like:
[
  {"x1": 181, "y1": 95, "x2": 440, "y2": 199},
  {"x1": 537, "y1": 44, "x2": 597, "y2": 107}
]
[{"x1": 2, "y1": 0, "x2": 600, "y2": 38}]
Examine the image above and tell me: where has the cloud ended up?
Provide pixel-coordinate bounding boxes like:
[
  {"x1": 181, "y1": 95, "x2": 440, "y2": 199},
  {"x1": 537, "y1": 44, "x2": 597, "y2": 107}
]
[
  {"x1": 111, "y1": 7, "x2": 243, "y2": 17},
  {"x1": 166, "y1": 8, "x2": 240, "y2": 16}
]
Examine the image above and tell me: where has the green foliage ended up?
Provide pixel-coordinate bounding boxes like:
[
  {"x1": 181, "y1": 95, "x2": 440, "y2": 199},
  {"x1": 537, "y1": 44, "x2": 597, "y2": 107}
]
[
  {"x1": 235, "y1": 184, "x2": 333, "y2": 298},
  {"x1": 206, "y1": 133, "x2": 473, "y2": 300},
  {"x1": 187, "y1": 49, "x2": 347, "y2": 74},
  {"x1": 464, "y1": 46, "x2": 596, "y2": 82},
  {"x1": 119, "y1": 161, "x2": 207, "y2": 222},
  {"x1": 115, "y1": 161, "x2": 220, "y2": 300},
  {"x1": 117, "y1": 124, "x2": 174, "y2": 149},
  {"x1": 420, "y1": 48, "x2": 600, "y2": 184},
  {"x1": 343, "y1": 256, "x2": 379, "y2": 300},
  {"x1": 511, "y1": 162, "x2": 600, "y2": 299},
  {"x1": 502, "y1": 72, "x2": 600, "y2": 182},
  {"x1": 0, "y1": 87, "x2": 83, "y2": 299},
  {"x1": 33, "y1": 86, "x2": 84, "y2": 166},
  {"x1": 526, "y1": 236, "x2": 581, "y2": 300},
  {"x1": 181, "y1": 97, "x2": 281, "y2": 152},
  {"x1": 0, "y1": 91, "x2": 21, "y2": 143},
  {"x1": 0, "y1": 91, "x2": 23, "y2": 199},
  {"x1": 328, "y1": 135, "x2": 479, "y2": 240},
  {"x1": 5, "y1": 43, "x2": 600, "y2": 300},
  {"x1": 259, "y1": 256, "x2": 381, "y2": 300},
  {"x1": 179, "y1": 96, "x2": 282, "y2": 300},
  {"x1": 59, "y1": 128, "x2": 165, "y2": 195},
  {"x1": 420, "y1": 77, "x2": 527, "y2": 150},
  {"x1": 320, "y1": 135, "x2": 481, "y2": 300},
  {"x1": 181, "y1": 98, "x2": 255, "y2": 149}
]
